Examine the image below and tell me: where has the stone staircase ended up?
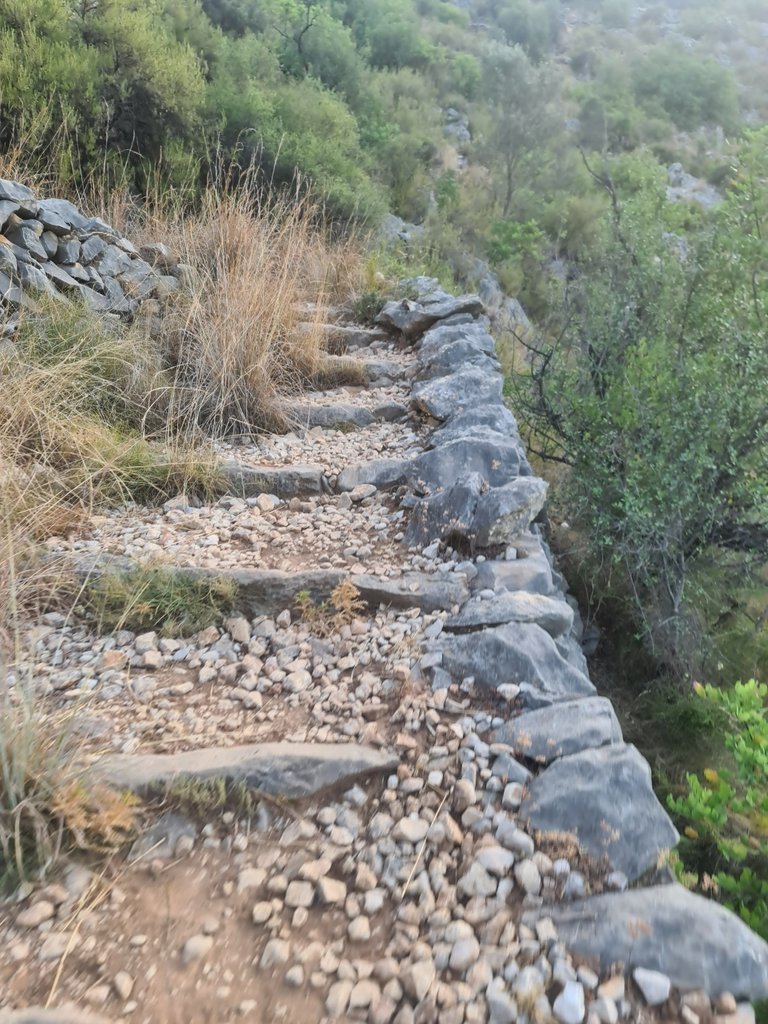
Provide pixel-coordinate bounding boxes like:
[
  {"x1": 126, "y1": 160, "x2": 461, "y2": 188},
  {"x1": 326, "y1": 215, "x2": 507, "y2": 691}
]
[{"x1": 4, "y1": 275, "x2": 768, "y2": 1023}]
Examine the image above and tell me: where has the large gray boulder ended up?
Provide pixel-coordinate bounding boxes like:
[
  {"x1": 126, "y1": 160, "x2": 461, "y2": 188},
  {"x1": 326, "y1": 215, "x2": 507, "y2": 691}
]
[
  {"x1": 406, "y1": 474, "x2": 546, "y2": 548},
  {"x1": 411, "y1": 366, "x2": 503, "y2": 421},
  {"x1": 521, "y1": 744, "x2": 679, "y2": 881},
  {"x1": 439, "y1": 622, "x2": 596, "y2": 704},
  {"x1": 405, "y1": 472, "x2": 485, "y2": 547},
  {"x1": 417, "y1": 339, "x2": 500, "y2": 379},
  {"x1": 429, "y1": 405, "x2": 520, "y2": 447},
  {"x1": 376, "y1": 294, "x2": 482, "y2": 339},
  {"x1": 418, "y1": 322, "x2": 496, "y2": 361},
  {"x1": 337, "y1": 458, "x2": 410, "y2": 493},
  {"x1": 529, "y1": 885, "x2": 768, "y2": 1000},
  {"x1": 409, "y1": 439, "x2": 524, "y2": 494},
  {"x1": 102, "y1": 742, "x2": 398, "y2": 799},
  {"x1": 471, "y1": 477, "x2": 548, "y2": 546},
  {"x1": 446, "y1": 591, "x2": 574, "y2": 638},
  {"x1": 491, "y1": 697, "x2": 623, "y2": 763}
]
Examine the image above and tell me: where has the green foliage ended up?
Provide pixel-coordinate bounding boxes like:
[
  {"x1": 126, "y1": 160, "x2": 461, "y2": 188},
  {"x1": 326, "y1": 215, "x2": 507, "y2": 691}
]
[
  {"x1": 83, "y1": 566, "x2": 238, "y2": 635},
  {"x1": 510, "y1": 132, "x2": 768, "y2": 671},
  {"x1": 632, "y1": 46, "x2": 739, "y2": 131},
  {"x1": 668, "y1": 680, "x2": 768, "y2": 940}
]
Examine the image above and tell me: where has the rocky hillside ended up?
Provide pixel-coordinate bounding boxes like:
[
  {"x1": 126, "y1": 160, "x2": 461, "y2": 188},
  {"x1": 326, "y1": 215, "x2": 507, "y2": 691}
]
[{"x1": 0, "y1": 194, "x2": 767, "y2": 1023}]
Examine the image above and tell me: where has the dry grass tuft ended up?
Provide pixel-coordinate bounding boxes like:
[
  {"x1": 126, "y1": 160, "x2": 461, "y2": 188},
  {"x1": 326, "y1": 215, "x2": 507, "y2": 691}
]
[{"x1": 0, "y1": 685, "x2": 137, "y2": 891}]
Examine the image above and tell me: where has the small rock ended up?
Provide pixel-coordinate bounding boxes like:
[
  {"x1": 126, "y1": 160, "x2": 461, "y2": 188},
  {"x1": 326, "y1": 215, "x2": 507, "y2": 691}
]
[
  {"x1": 113, "y1": 971, "x2": 134, "y2": 1000},
  {"x1": 285, "y1": 880, "x2": 314, "y2": 909},
  {"x1": 327, "y1": 979, "x2": 354, "y2": 1018},
  {"x1": 633, "y1": 967, "x2": 671, "y2": 1006},
  {"x1": 553, "y1": 981, "x2": 585, "y2": 1024},
  {"x1": 182, "y1": 934, "x2": 213, "y2": 965},
  {"x1": 260, "y1": 938, "x2": 291, "y2": 968},
  {"x1": 16, "y1": 901, "x2": 55, "y2": 927},
  {"x1": 348, "y1": 915, "x2": 371, "y2": 942},
  {"x1": 285, "y1": 964, "x2": 304, "y2": 987},
  {"x1": 317, "y1": 876, "x2": 347, "y2": 905},
  {"x1": 514, "y1": 859, "x2": 541, "y2": 896}
]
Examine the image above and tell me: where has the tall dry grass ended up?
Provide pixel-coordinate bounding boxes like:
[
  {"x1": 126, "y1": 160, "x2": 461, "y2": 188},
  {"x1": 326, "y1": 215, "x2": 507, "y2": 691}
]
[{"x1": 103, "y1": 179, "x2": 367, "y2": 433}]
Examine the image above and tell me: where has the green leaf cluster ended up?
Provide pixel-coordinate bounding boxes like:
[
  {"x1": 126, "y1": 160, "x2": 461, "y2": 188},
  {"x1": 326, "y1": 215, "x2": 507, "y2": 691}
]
[{"x1": 668, "y1": 680, "x2": 768, "y2": 940}]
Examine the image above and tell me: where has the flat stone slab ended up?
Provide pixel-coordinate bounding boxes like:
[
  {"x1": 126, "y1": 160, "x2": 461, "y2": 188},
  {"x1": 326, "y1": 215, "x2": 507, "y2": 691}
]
[
  {"x1": 445, "y1": 591, "x2": 574, "y2": 638},
  {"x1": 0, "y1": 1011, "x2": 113, "y2": 1024},
  {"x1": 102, "y1": 742, "x2": 399, "y2": 799},
  {"x1": 289, "y1": 403, "x2": 374, "y2": 429},
  {"x1": 220, "y1": 461, "x2": 325, "y2": 498},
  {"x1": 473, "y1": 553, "x2": 554, "y2": 596},
  {"x1": 491, "y1": 697, "x2": 623, "y2": 763},
  {"x1": 528, "y1": 884, "x2": 768, "y2": 1001},
  {"x1": 351, "y1": 572, "x2": 469, "y2": 613},
  {"x1": 440, "y1": 622, "x2": 596, "y2": 705},
  {"x1": 521, "y1": 744, "x2": 679, "y2": 881}
]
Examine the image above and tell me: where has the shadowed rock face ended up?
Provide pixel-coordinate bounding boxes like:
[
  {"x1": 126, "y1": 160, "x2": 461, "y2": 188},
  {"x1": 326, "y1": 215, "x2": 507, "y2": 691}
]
[
  {"x1": 521, "y1": 744, "x2": 680, "y2": 881},
  {"x1": 527, "y1": 884, "x2": 768, "y2": 1001}
]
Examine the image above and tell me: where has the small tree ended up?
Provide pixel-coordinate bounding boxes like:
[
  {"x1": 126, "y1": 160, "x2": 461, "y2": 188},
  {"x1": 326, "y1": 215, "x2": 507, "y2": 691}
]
[{"x1": 510, "y1": 136, "x2": 768, "y2": 669}]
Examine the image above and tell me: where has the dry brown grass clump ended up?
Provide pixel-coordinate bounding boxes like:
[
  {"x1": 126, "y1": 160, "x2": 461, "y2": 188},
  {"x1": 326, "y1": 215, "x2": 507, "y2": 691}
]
[
  {"x1": 102, "y1": 178, "x2": 367, "y2": 434},
  {"x1": 0, "y1": 685, "x2": 137, "y2": 891}
]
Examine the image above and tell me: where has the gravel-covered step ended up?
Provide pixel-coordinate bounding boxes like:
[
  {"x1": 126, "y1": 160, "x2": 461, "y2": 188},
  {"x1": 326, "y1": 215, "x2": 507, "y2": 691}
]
[
  {"x1": 521, "y1": 744, "x2": 679, "y2": 881},
  {"x1": 439, "y1": 621, "x2": 596, "y2": 705},
  {"x1": 491, "y1": 696, "x2": 623, "y2": 763},
  {"x1": 444, "y1": 590, "x2": 575, "y2": 638},
  {"x1": 219, "y1": 460, "x2": 327, "y2": 499},
  {"x1": 528, "y1": 884, "x2": 768, "y2": 1001},
  {"x1": 101, "y1": 742, "x2": 399, "y2": 799}
]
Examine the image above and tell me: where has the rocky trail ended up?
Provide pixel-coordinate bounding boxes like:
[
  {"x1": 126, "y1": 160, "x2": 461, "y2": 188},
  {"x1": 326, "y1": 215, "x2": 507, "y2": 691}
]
[{"x1": 2, "y1": 274, "x2": 768, "y2": 1024}]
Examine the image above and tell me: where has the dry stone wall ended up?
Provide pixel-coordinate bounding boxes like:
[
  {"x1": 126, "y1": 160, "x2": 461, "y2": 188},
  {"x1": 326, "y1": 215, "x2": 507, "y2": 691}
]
[
  {"x1": 0, "y1": 179, "x2": 181, "y2": 329},
  {"x1": 372, "y1": 277, "x2": 768, "y2": 1003}
]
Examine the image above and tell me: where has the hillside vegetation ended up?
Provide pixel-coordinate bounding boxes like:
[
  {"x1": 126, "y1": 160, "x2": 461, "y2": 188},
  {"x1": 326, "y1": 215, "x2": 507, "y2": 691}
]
[{"x1": 0, "y1": 0, "x2": 767, "y2": 953}]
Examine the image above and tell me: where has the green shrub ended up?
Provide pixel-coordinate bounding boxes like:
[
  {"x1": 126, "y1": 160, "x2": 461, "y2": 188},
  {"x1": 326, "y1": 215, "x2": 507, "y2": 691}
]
[{"x1": 668, "y1": 680, "x2": 768, "y2": 941}]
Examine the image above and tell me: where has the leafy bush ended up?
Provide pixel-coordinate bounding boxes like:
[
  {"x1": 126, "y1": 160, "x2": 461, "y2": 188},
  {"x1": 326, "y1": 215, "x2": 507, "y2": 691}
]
[
  {"x1": 509, "y1": 132, "x2": 768, "y2": 672},
  {"x1": 668, "y1": 680, "x2": 768, "y2": 940}
]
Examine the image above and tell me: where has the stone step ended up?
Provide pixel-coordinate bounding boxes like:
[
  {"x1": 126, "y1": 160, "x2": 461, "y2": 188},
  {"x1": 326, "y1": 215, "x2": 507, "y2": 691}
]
[
  {"x1": 100, "y1": 742, "x2": 399, "y2": 800},
  {"x1": 72, "y1": 555, "x2": 470, "y2": 617},
  {"x1": 219, "y1": 460, "x2": 328, "y2": 499},
  {"x1": 294, "y1": 321, "x2": 390, "y2": 351},
  {"x1": 286, "y1": 402, "x2": 375, "y2": 430}
]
